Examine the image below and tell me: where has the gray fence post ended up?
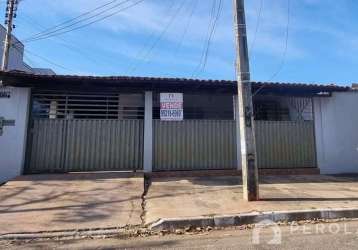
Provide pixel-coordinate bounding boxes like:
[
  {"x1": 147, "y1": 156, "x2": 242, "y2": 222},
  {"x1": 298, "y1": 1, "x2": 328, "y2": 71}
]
[{"x1": 143, "y1": 91, "x2": 153, "y2": 173}]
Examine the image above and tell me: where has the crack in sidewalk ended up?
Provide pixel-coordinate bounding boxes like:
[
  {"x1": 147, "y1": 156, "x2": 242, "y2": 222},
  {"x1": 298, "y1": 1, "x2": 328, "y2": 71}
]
[{"x1": 140, "y1": 175, "x2": 151, "y2": 226}]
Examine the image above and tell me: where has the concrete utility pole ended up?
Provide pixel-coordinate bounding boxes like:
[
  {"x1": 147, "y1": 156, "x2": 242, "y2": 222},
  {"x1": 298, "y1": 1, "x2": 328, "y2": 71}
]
[
  {"x1": 233, "y1": 0, "x2": 259, "y2": 201},
  {"x1": 1, "y1": 0, "x2": 17, "y2": 71}
]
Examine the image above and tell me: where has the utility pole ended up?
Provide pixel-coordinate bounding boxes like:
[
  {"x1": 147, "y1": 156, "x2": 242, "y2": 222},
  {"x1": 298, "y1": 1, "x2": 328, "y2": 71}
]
[
  {"x1": 1, "y1": 0, "x2": 18, "y2": 71},
  {"x1": 233, "y1": 0, "x2": 259, "y2": 201}
]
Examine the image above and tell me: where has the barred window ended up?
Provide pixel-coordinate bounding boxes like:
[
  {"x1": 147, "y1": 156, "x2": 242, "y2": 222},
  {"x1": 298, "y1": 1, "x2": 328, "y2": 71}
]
[
  {"x1": 32, "y1": 91, "x2": 144, "y2": 120},
  {"x1": 254, "y1": 96, "x2": 313, "y2": 121}
]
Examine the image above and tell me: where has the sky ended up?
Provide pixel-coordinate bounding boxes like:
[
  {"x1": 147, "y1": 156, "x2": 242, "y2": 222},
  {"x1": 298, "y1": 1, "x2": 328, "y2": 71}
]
[{"x1": 3, "y1": 0, "x2": 358, "y2": 86}]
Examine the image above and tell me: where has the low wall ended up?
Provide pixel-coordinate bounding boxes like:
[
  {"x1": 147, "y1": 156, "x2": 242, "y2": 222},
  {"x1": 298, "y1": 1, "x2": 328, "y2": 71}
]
[
  {"x1": 314, "y1": 92, "x2": 358, "y2": 174},
  {"x1": 0, "y1": 87, "x2": 31, "y2": 183}
]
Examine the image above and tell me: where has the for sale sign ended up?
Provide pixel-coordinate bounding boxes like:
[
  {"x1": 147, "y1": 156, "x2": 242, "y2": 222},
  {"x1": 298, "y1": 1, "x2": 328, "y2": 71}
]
[{"x1": 160, "y1": 93, "x2": 183, "y2": 121}]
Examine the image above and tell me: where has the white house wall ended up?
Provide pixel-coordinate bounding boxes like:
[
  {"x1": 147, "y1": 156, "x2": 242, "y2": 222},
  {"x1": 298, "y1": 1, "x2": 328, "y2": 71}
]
[
  {"x1": 0, "y1": 87, "x2": 31, "y2": 183},
  {"x1": 314, "y1": 92, "x2": 358, "y2": 174}
]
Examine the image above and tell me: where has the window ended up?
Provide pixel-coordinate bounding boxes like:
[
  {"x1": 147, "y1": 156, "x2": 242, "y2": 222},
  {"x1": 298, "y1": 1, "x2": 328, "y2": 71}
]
[
  {"x1": 32, "y1": 91, "x2": 144, "y2": 120},
  {"x1": 253, "y1": 96, "x2": 313, "y2": 121}
]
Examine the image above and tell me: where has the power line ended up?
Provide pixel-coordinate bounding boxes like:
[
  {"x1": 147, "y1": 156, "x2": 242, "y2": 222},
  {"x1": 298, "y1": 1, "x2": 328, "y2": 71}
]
[
  {"x1": 23, "y1": 0, "x2": 146, "y2": 43},
  {"x1": 24, "y1": 49, "x2": 76, "y2": 73},
  {"x1": 161, "y1": 0, "x2": 198, "y2": 77},
  {"x1": 124, "y1": 0, "x2": 176, "y2": 73},
  {"x1": 249, "y1": 0, "x2": 264, "y2": 54},
  {"x1": 17, "y1": 14, "x2": 120, "y2": 73},
  {"x1": 192, "y1": 0, "x2": 223, "y2": 77},
  {"x1": 129, "y1": 0, "x2": 187, "y2": 73},
  {"x1": 21, "y1": 0, "x2": 124, "y2": 42},
  {"x1": 253, "y1": 0, "x2": 291, "y2": 96},
  {"x1": 11, "y1": 43, "x2": 76, "y2": 73},
  {"x1": 171, "y1": 0, "x2": 199, "y2": 58},
  {"x1": 191, "y1": 0, "x2": 217, "y2": 77},
  {"x1": 23, "y1": 54, "x2": 36, "y2": 66},
  {"x1": 202, "y1": 0, "x2": 222, "y2": 70}
]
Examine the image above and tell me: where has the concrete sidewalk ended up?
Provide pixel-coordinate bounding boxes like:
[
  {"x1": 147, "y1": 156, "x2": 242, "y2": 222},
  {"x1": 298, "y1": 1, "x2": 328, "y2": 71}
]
[
  {"x1": 0, "y1": 173, "x2": 143, "y2": 235},
  {"x1": 145, "y1": 175, "x2": 358, "y2": 225},
  {"x1": 2, "y1": 173, "x2": 358, "y2": 237}
]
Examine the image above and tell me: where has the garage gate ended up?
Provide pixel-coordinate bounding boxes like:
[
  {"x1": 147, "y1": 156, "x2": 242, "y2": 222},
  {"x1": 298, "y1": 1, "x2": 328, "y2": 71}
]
[
  {"x1": 26, "y1": 91, "x2": 317, "y2": 173},
  {"x1": 152, "y1": 95, "x2": 317, "y2": 171},
  {"x1": 25, "y1": 91, "x2": 145, "y2": 173}
]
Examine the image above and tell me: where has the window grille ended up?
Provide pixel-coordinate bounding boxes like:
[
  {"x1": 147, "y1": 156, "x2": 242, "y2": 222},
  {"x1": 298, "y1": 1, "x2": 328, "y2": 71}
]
[
  {"x1": 254, "y1": 96, "x2": 313, "y2": 121},
  {"x1": 32, "y1": 91, "x2": 144, "y2": 120}
]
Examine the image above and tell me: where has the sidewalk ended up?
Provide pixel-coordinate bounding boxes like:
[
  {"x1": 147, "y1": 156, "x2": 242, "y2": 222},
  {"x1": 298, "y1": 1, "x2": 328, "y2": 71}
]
[
  {"x1": 145, "y1": 175, "x2": 358, "y2": 225},
  {"x1": 0, "y1": 173, "x2": 143, "y2": 235},
  {"x1": 2, "y1": 174, "x2": 358, "y2": 238}
]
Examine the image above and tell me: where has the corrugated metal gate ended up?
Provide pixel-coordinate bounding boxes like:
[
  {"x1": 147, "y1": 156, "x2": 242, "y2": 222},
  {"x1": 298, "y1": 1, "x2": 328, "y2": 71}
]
[
  {"x1": 255, "y1": 121, "x2": 316, "y2": 168},
  {"x1": 26, "y1": 91, "x2": 317, "y2": 173},
  {"x1": 153, "y1": 120, "x2": 237, "y2": 171},
  {"x1": 26, "y1": 91, "x2": 144, "y2": 173},
  {"x1": 153, "y1": 120, "x2": 316, "y2": 171}
]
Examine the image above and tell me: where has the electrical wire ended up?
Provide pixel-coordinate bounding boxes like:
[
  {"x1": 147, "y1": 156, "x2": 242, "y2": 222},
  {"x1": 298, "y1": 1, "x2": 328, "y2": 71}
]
[
  {"x1": 21, "y1": 0, "x2": 125, "y2": 42},
  {"x1": 24, "y1": 49, "x2": 75, "y2": 72},
  {"x1": 129, "y1": 0, "x2": 187, "y2": 73},
  {"x1": 172, "y1": 0, "x2": 199, "y2": 57},
  {"x1": 192, "y1": 0, "x2": 222, "y2": 78},
  {"x1": 252, "y1": 0, "x2": 291, "y2": 96},
  {"x1": 23, "y1": 0, "x2": 146, "y2": 43},
  {"x1": 194, "y1": 0, "x2": 217, "y2": 77},
  {"x1": 249, "y1": 0, "x2": 264, "y2": 54},
  {"x1": 161, "y1": 0, "x2": 198, "y2": 77},
  {"x1": 17, "y1": 14, "x2": 120, "y2": 73},
  {"x1": 123, "y1": 0, "x2": 176, "y2": 73},
  {"x1": 11, "y1": 43, "x2": 76, "y2": 73}
]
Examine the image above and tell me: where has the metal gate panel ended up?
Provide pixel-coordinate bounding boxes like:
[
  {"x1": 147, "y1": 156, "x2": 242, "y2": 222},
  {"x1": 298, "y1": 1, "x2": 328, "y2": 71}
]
[
  {"x1": 153, "y1": 120, "x2": 237, "y2": 171},
  {"x1": 27, "y1": 119, "x2": 143, "y2": 173},
  {"x1": 28, "y1": 119, "x2": 66, "y2": 173},
  {"x1": 64, "y1": 119, "x2": 143, "y2": 172},
  {"x1": 255, "y1": 121, "x2": 316, "y2": 168}
]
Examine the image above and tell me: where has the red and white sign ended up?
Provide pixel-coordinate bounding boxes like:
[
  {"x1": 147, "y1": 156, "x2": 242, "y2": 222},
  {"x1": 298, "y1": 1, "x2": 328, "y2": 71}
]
[{"x1": 160, "y1": 93, "x2": 183, "y2": 121}]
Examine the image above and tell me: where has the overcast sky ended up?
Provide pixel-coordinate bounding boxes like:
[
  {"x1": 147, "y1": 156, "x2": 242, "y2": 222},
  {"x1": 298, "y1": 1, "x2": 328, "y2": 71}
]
[{"x1": 5, "y1": 0, "x2": 358, "y2": 85}]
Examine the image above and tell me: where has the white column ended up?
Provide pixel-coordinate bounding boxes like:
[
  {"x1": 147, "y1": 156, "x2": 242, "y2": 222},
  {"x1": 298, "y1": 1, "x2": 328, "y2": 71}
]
[
  {"x1": 143, "y1": 91, "x2": 153, "y2": 173},
  {"x1": 0, "y1": 87, "x2": 31, "y2": 183},
  {"x1": 233, "y1": 95, "x2": 242, "y2": 170}
]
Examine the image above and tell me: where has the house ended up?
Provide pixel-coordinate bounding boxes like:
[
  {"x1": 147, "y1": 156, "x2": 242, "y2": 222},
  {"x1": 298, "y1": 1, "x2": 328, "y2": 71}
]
[
  {"x1": 0, "y1": 25, "x2": 55, "y2": 75},
  {"x1": 0, "y1": 71, "x2": 357, "y2": 183}
]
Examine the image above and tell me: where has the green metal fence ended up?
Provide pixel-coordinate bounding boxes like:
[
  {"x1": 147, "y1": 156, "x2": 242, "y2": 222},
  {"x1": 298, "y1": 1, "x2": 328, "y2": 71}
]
[
  {"x1": 27, "y1": 119, "x2": 144, "y2": 173},
  {"x1": 255, "y1": 121, "x2": 316, "y2": 169},
  {"x1": 153, "y1": 120, "x2": 237, "y2": 171},
  {"x1": 27, "y1": 119, "x2": 316, "y2": 173},
  {"x1": 153, "y1": 120, "x2": 316, "y2": 171}
]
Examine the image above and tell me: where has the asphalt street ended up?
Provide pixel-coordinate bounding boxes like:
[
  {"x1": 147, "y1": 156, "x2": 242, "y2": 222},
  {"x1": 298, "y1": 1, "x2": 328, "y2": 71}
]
[{"x1": 3, "y1": 220, "x2": 358, "y2": 250}]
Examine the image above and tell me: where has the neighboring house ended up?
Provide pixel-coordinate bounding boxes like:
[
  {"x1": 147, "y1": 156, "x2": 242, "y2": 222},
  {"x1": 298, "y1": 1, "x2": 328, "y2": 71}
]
[
  {"x1": 0, "y1": 71, "x2": 357, "y2": 183},
  {"x1": 0, "y1": 25, "x2": 55, "y2": 75}
]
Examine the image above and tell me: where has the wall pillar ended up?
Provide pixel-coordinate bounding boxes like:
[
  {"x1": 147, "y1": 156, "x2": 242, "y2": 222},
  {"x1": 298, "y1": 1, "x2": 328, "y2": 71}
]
[
  {"x1": 0, "y1": 87, "x2": 31, "y2": 183},
  {"x1": 143, "y1": 91, "x2": 153, "y2": 173}
]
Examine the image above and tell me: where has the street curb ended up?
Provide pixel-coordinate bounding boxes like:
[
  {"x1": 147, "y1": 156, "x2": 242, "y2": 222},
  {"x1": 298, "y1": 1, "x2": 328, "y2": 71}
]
[
  {"x1": 149, "y1": 208, "x2": 358, "y2": 231},
  {"x1": 3, "y1": 208, "x2": 358, "y2": 240}
]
